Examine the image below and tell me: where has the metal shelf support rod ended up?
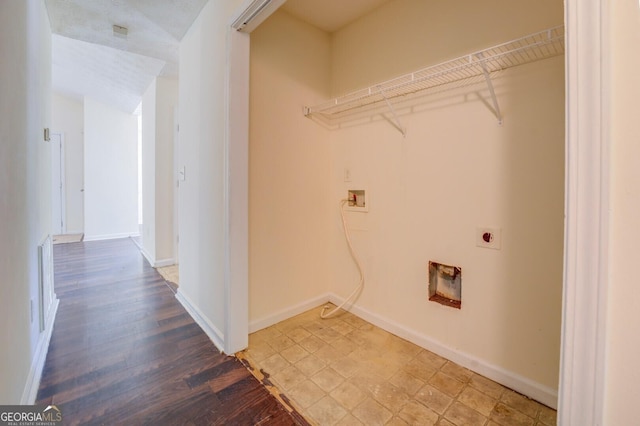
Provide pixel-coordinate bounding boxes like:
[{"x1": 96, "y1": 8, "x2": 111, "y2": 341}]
[
  {"x1": 477, "y1": 54, "x2": 503, "y2": 125},
  {"x1": 379, "y1": 87, "x2": 406, "y2": 137}
]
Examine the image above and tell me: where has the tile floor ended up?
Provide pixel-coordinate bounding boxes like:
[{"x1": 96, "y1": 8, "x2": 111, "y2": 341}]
[
  {"x1": 52, "y1": 233, "x2": 84, "y2": 244},
  {"x1": 157, "y1": 264, "x2": 179, "y2": 286},
  {"x1": 242, "y1": 305, "x2": 556, "y2": 426}
]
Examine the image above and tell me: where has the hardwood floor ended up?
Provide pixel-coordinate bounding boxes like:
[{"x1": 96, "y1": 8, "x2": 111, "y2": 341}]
[{"x1": 37, "y1": 238, "x2": 308, "y2": 425}]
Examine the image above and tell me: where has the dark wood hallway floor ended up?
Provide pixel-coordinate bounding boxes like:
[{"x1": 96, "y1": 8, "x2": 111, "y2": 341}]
[{"x1": 37, "y1": 238, "x2": 308, "y2": 425}]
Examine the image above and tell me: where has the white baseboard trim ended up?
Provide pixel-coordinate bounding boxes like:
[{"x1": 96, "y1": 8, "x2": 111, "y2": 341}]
[
  {"x1": 153, "y1": 258, "x2": 175, "y2": 268},
  {"x1": 248, "y1": 293, "x2": 331, "y2": 333},
  {"x1": 130, "y1": 236, "x2": 143, "y2": 250},
  {"x1": 139, "y1": 247, "x2": 175, "y2": 269},
  {"x1": 140, "y1": 248, "x2": 154, "y2": 266},
  {"x1": 84, "y1": 232, "x2": 139, "y2": 242},
  {"x1": 20, "y1": 297, "x2": 60, "y2": 404},
  {"x1": 325, "y1": 293, "x2": 558, "y2": 409},
  {"x1": 176, "y1": 290, "x2": 225, "y2": 353}
]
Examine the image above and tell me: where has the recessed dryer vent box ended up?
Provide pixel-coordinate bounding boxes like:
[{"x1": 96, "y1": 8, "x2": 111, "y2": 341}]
[
  {"x1": 346, "y1": 189, "x2": 368, "y2": 212},
  {"x1": 428, "y1": 261, "x2": 462, "y2": 309}
]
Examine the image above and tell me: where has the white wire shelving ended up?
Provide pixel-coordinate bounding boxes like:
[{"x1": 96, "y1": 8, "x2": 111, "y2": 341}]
[{"x1": 303, "y1": 25, "x2": 565, "y2": 135}]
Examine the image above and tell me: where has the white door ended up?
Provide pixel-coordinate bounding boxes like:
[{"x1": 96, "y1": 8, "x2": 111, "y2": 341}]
[{"x1": 51, "y1": 133, "x2": 65, "y2": 235}]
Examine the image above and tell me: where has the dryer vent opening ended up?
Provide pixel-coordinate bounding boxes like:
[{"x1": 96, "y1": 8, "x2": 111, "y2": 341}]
[{"x1": 428, "y1": 261, "x2": 461, "y2": 309}]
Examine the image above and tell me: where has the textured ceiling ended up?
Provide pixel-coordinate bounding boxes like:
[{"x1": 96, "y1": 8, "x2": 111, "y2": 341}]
[
  {"x1": 46, "y1": 0, "x2": 208, "y2": 113},
  {"x1": 52, "y1": 35, "x2": 166, "y2": 114},
  {"x1": 46, "y1": 0, "x2": 391, "y2": 113}
]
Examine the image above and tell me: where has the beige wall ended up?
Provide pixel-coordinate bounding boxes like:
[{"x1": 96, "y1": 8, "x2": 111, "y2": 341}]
[
  {"x1": 605, "y1": 0, "x2": 640, "y2": 422},
  {"x1": 52, "y1": 92, "x2": 84, "y2": 234},
  {"x1": 330, "y1": 0, "x2": 563, "y2": 97},
  {"x1": 328, "y1": 0, "x2": 564, "y2": 396},
  {"x1": 249, "y1": 10, "x2": 332, "y2": 326}
]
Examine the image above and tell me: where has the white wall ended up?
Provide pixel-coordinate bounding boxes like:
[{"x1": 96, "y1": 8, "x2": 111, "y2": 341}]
[
  {"x1": 141, "y1": 76, "x2": 178, "y2": 266},
  {"x1": 178, "y1": 0, "x2": 244, "y2": 345},
  {"x1": 84, "y1": 97, "x2": 138, "y2": 241},
  {"x1": 0, "y1": 0, "x2": 53, "y2": 404},
  {"x1": 141, "y1": 79, "x2": 157, "y2": 260},
  {"x1": 249, "y1": 10, "x2": 332, "y2": 328},
  {"x1": 155, "y1": 77, "x2": 178, "y2": 262},
  {"x1": 52, "y1": 92, "x2": 84, "y2": 234},
  {"x1": 604, "y1": 0, "x2": 640, "y2": 423}
]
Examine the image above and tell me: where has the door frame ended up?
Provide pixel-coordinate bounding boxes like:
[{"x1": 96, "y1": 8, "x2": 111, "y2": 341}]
[
  {"x1": 225, "y1": 0, "x2": 610, "y2": 421},
  {"x1": 558, "y1": 0, "x2": 609, "y2": 424},
  {"x1": 51, "y1": 132, "x2": 66, "y2": 235}
]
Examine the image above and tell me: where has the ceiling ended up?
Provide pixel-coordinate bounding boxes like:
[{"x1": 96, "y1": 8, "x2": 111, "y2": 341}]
[
  {"x1": 46, "y1": 0, "x2": 390, "y2": 113},
  {"x1": 282, "y1": 0, "x2": 390, "y2": 33}
]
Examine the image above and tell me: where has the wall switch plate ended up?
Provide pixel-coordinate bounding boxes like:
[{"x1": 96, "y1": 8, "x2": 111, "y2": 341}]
[
  {"x1": 344, "y1": 168, "x2": 352, "y2": 182},
  {"x1": 476, "y1": 227, "x2": 501, "y2": 250}
]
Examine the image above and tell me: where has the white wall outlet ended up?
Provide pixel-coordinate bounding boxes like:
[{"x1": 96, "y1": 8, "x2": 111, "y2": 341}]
[{"x1": 476, "y1": 227, "x2": 501, "y2": 250}]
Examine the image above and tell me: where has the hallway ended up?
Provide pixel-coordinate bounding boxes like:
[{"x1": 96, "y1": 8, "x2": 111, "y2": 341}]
[{"x1": 36, "y1": 238, "x2": 307, "y2": 425}]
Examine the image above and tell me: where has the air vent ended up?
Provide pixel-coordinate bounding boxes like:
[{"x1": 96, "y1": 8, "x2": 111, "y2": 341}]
[{"x1": 113, "y1": 24, "x2": 128, "y2": 38}]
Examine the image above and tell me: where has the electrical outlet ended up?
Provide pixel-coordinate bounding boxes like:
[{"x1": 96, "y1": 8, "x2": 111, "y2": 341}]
[{"x1": 476, "y1": 227, "x2": 501, "y2": 250}]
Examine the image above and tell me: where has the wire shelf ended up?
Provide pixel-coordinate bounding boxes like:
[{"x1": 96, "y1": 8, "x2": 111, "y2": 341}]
[{"x1": 304, "y1": 26, "x2": 564, "y2": 119}]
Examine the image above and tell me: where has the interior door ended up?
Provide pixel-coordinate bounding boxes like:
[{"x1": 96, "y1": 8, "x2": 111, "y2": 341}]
[{"x1": 51, "y1": 133, "x2": 65, "y2": 235}]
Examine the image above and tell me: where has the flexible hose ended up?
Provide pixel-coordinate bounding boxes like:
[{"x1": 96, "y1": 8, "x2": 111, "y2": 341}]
[{"x1": 321, "y1": 199, "x2": 365, "y2": 319}]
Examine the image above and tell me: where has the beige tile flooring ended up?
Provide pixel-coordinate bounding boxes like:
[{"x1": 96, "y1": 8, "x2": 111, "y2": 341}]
[
  {"x1": 52, "y1": 233, "x2": 84, "y2": 244},
  {"x1": 242, "y1": 305, "x2": 556, "y2": 426},
  {"x1": 156, "y1": 264, "x2": 179, "y2": 286}
]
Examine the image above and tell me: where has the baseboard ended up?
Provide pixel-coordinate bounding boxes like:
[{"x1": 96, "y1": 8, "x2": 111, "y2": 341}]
[
  {"x1": 153, "y1": 258, "x2": 175, "y2": 268},
  {"x1": 176, "y1": 290, "x2": 225, "y2": 353},
  {"x1": 138, "y1": 246, "x2": 175, "y2": 268},
  {"x1": 130, "y1": 236, "x2": 143, "y2": 250},
  {"x1": 20, "y1": 297, "x2": 60, "y2": 404},
  {"x1": 248, "y1": 293, "x2": 331, "y2": 333},
  {"x1": 326, "y1": 293, "x2": 558, "y2": 409},
  {"x1": 84, "y1": 232, "x2": 139, "y2": 242}
]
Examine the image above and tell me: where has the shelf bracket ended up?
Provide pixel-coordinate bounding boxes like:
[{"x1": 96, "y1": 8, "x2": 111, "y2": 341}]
[
  {"x1": 477, "y1": 54, "x2": 503, "y2": 125},
  {"x1": 378, "y1": 87, "x2": 406, "y2": 137}
]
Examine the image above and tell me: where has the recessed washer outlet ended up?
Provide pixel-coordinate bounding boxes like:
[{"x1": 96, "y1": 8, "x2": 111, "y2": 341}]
[{"x1": 346, "y1": 189, "x2": 368, "y2": 212}]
